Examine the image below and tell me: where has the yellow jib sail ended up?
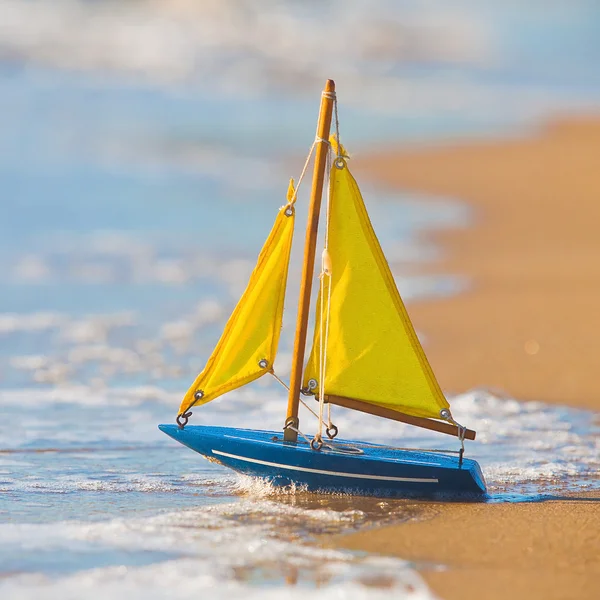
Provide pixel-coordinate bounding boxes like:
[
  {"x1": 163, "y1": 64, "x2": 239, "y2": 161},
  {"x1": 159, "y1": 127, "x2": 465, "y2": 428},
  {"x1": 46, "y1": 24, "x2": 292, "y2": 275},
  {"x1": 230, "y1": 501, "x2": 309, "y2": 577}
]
[
  {"x1": 179, "y1": 183, "x2": 296, "y2": 415},
  {"x1": 303, "y1": 157, "x2": 450, "y2": 419}
]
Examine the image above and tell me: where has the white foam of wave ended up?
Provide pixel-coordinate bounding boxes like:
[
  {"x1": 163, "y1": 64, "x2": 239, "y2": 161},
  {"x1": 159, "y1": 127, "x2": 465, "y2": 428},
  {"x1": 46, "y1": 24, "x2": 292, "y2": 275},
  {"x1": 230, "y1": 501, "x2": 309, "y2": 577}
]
[
  {"x1": 4, "y1": 299, "x2": 226, "y2": 384},
  {"x1": 2, "y1": 473, "x2": 183, "y2": 495},
  {"x1": 1, "y1": 385, "x2": 597, "y2": 493},
  {"x1": 0, "y1": 462, "x2": 233, "y2": 494},
  {"x1": 0, "y1": 0, "x2": 488, "y2": 85},
  {"x1": 233, "y1": 473, "x2": 310, "y2": 498},
  {"x1": 12, "y1": 254, "x2": 52, "y2": 282},
  {"x1": 3, "y1": 187, "x2": 462, "y2": 389},
  {"x1": 1, "y1": 310, "x2": 136, "y2": 337},
  {"x1": 0, "y1": 384, "x2": 178, "y2": 408},
  {"x1": 11, "y1": 245, "x2": 220, "y2": 287},
  {"x1": 1, "y1": 558, "x2": 433, "y2": 600},
  {"x1": 0, "y1": 311, "x2": 67, "y2": 333},
  {"x1": 198, "y1": 389, "x2": 599, "y2": 492},
  {"x1": 2, "y1": 0, "x2": 598, "y2": 123},
  {"x1": 61, "y1": 312, "x2": 137, "y2": 343},
  {"x1": 9, "y1": 229, "x2": 284, "y2": 293},
  {"x1": 186, "y1": 388, "x2": 599, "y2": 492},
  {"x1": 94, "y1": 139, "x2": 280, "y2": 188},
  {"x1": 0, "y1": 502, "x2": 435, "y2": 600}
]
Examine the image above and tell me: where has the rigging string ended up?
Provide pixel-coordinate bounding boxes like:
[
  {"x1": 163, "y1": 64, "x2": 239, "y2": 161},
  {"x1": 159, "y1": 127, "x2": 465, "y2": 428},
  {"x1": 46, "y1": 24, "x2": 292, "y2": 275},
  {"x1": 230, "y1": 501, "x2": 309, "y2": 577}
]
[
  {"x1": 269, "y1": 369, "x2": 337, "y2": 435},
  {"x1": 283, "y1": 422, "x2": 315, "y2": 447},
  {"x1": 283, "y1": 140, "x2": 316, "y2": 211},
  {"x1": 332, "y1": 91, "x2": 342, "y2": 163},
  {"x1": 454, "y1": 420, "x2": 467, "y2": 467},
  {"x1": 324, "y1": 439, "x2": 462, "y2": 456},
  {"x1": 270, "y1": 369, "x2": 315, "y2": 420},
  {"x1": 284, "y1": 88, "x2": 337, "y2": 212},
  {"x1": 321, "y1": 91, "x2": 340, "y2": 153},
  {"x1": 322, "y1": 89, "x2": 343, "y2": 167},
  {"x1": 321, "y1": 89, "x2": 342, "y2": 442},
  {"x1": 268, "y1": 368, "x2": 290, "y2": 392},
  {"x1": 441, "y1": 409, "x2": 467, "y2": 466},
  {"x1": 316, "y1": 127, "x2": 334, "y2": 447}
]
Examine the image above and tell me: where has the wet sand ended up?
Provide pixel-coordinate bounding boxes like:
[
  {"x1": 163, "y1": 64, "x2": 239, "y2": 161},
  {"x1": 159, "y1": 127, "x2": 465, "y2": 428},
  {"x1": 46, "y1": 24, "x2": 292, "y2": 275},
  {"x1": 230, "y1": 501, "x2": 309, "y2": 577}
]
[
  {"x1": 336, "y1": 118, "x2": 600, "y2": 600},
  {"x1": 333, "y1": 494, "x2": 600, "y2": 600}
]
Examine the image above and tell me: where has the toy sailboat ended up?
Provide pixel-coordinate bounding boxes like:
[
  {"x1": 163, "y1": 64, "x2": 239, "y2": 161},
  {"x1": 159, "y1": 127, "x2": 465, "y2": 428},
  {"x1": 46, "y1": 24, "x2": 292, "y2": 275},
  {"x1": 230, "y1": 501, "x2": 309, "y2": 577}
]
[{"x1": 159, "y1": 80, "x2": 486, "y2": 497}]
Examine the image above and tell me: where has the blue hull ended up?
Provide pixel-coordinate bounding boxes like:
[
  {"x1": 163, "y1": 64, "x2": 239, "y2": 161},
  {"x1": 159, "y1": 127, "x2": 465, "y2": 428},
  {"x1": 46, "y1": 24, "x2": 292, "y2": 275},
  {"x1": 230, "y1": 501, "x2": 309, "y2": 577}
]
[{"x1": 159, "y1": 424, "x2": 486, "y2": 498}]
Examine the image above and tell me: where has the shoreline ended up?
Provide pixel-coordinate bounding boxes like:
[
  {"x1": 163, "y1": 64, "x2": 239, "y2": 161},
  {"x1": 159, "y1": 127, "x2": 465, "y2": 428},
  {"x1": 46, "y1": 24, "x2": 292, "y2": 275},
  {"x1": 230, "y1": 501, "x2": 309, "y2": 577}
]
[{"x1": 334, "y1": 117, "x2": 600, "y2": 600}]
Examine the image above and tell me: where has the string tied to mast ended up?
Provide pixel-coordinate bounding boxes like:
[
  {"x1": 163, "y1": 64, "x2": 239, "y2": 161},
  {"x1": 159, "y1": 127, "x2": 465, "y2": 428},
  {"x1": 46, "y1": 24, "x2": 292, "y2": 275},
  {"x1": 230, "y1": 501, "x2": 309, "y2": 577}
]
[
  {"x1": 282, "y1": 105, "x2": 334, "y2": 215},
  {"x1": 322, "y1": 89, "x2": 337, "y2": 146}
]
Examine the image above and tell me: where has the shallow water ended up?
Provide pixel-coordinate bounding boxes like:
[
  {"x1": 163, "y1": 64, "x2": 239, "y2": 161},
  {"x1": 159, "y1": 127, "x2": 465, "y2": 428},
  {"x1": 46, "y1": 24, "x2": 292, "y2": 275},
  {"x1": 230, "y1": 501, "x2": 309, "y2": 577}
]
[
  {"x1": 2, "y1": 1, "x2": 600, "y2": 598},
  {"x1": 2, "y1": 385, "x2": 598, "y2": 597}
]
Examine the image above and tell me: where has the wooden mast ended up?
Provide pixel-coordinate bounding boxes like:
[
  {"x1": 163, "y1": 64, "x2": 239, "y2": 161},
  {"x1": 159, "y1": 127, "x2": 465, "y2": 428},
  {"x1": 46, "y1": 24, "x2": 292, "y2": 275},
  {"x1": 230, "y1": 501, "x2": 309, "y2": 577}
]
[{"x1": 284, "y1": 79, "x2": 335, "y2": 442}]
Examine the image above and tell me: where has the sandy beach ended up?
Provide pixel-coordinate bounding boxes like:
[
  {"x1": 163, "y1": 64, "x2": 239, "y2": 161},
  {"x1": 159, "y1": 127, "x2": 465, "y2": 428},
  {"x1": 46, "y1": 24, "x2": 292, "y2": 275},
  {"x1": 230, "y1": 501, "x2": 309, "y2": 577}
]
[
  {"x1": 356, "y1": 117, "x2": 600, "y2": 408},
  {"x1": 336, "y1": 118, "x2": 600, "y2": 599},
  {"x1": 334, "y1": 495, "x2": 600, "y2": 600}
]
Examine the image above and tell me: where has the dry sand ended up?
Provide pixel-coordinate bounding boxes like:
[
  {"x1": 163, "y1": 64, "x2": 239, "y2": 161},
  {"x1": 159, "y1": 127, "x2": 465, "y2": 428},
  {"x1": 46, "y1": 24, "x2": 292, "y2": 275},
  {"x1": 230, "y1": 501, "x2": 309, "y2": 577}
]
[
  {"x1": 334, "y1": 118, "x2": 600, "y2": 600},
  {"x1": 356, "y1": 118, "x2": 600, "y2": 408}
]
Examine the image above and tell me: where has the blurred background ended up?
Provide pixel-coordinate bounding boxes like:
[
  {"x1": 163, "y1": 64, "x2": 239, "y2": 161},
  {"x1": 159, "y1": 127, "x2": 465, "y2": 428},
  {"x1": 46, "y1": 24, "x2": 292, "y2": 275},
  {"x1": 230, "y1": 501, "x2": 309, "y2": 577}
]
[
  {"x1": 3, "y1": 0, "x2": 600, "y2": 395},
  {"x1": 2, "y1": 1, "x2": 600, "y2": 594}
]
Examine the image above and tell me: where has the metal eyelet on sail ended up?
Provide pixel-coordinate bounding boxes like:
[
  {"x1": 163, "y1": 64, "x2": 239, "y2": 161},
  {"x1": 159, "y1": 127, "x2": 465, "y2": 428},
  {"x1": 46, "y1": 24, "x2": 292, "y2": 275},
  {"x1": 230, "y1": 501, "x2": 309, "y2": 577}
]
[{"x1": 300, "y1": 378, "x2": 318, "y2": 396}]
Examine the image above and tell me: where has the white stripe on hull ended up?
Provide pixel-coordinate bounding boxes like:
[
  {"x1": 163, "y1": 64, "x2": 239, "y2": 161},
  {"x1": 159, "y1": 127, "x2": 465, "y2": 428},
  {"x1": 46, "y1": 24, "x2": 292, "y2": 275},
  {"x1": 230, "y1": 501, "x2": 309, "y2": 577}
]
[{"x1": 211, "y1": 449, "x2": 438, "y2": 483}]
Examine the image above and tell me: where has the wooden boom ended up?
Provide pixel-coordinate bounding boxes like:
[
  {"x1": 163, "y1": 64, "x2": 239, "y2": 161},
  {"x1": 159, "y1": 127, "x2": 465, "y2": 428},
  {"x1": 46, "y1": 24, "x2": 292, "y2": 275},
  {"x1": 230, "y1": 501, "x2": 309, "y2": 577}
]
[{"x1": 324, "y1": 394, "x2": 477, "y2": 440}]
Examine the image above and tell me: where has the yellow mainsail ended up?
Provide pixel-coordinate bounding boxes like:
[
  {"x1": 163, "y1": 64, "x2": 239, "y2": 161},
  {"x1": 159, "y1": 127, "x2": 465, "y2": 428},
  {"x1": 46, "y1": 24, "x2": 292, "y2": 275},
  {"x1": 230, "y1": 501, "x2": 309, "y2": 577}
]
[
  {"x1": 303, "y1": 157, "x2": 450, "y2": 419},
  {"x1": 179, "y1": 182, "x2": 296, "y2": 415}
]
